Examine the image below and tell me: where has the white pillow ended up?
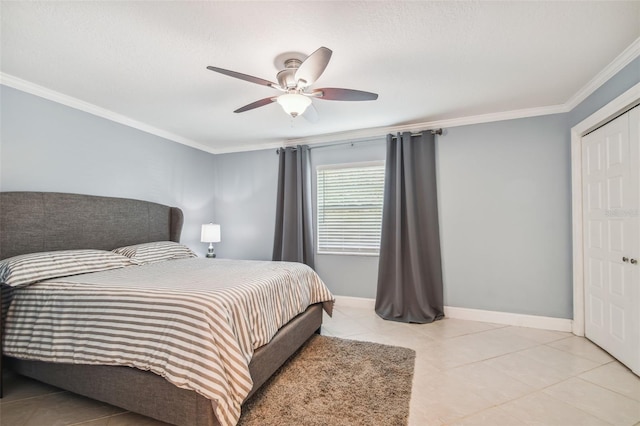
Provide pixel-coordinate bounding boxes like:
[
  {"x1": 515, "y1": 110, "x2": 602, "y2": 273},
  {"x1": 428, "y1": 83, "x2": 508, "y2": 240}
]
[
  {"x1": 0, "y1": 249, "x2": 136, "y2": 288},
  {"x1": 112, "y1": 241, "x2": 197, "y2": 265}
]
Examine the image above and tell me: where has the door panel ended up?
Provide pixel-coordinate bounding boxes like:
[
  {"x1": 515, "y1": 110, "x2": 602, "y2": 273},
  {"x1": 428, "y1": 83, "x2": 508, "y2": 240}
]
[{"x1": 583, "y1": 108, "x2": 639, "y2": 374}]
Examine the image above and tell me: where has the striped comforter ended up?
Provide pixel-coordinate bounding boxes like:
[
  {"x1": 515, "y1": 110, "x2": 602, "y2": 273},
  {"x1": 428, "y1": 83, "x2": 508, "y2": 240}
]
[{"x1": 3, "y1": 258, "x2": 334, "y2": 426}]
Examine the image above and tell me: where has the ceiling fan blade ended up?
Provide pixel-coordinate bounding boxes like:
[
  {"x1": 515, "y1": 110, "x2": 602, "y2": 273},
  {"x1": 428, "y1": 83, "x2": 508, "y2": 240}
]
[
  {"x1": 207, "y1": 66, "x2": 279, "y2": 89},
  {"x1": 295, "y1": 47, "x2": 332, "y2": 87},
  {"x1": 313, "y1": 88, "x2": 378, "y2": 101},
  {"x1": 234, "y1": 97, "x2": 276, "y2": 113},
  {"x1": 302, "y1": 103, "x2": 319, "y2": 123}
]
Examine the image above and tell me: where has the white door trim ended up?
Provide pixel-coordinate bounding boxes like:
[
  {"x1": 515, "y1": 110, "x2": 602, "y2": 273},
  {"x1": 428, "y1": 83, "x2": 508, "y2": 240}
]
[{"x1": 571, "y1": 82, "x2": 640, "y2": 336}]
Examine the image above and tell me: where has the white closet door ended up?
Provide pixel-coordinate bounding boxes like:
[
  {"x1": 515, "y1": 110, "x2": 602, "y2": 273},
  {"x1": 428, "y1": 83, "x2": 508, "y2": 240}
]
[{"x1": 582, "y1": 106, "x2": 639, "y2": 374}]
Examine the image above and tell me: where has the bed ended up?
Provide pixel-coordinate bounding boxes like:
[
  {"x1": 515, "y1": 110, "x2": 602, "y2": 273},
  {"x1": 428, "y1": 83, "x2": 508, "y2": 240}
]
[{"x1": 0, "y1": 191, "x2": 333, "y2": 426}]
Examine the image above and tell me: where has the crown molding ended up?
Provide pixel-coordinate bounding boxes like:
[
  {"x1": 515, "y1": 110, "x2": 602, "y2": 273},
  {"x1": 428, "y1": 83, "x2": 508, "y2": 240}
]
[
  {"x1": 212, "y1": 140, "x2": 285, "y2": 155},
  {"x1": 564, "y1": 36, "x2": 640, "y2": 111},
  {"x1": 0, "y1": 73, "x2": 218, "y2": 154}
]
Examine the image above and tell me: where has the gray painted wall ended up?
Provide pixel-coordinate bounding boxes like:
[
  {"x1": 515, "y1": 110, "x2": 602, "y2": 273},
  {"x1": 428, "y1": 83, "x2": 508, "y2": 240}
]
[
  {"x1": 210, "y1": 149, "x2": 278, "y2": 260},
  {"x1": 0, "y1": 85, "x2": 217, "y2": 255},
  {"x1": 303, "y1": 117, "x2": 573, "y2": 319},
  {"x1": 438, "y1": 115, "x2": 572, "y2": 318},
  {"x1": 1, "y1": 54, "x2": 637, "y2": 319}
]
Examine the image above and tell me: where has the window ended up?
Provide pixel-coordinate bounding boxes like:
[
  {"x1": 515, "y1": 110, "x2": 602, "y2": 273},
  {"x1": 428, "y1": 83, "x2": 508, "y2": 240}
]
[{"x1": 316, "y1": 162, "x2": 385, "y2": 255}]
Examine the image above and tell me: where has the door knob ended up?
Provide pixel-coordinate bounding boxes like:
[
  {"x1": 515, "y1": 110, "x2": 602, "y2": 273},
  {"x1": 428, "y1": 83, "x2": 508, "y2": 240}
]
[
  {"x1": 631, "y1": 259, "x2": 638, "y2": 265},
  {"x1": 623, "y1": 257, "x2": 629, "y2": 262}
]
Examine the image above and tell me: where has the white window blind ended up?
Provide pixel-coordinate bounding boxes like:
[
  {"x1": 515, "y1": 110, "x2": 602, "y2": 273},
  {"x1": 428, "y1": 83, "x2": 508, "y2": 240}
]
[{"x1": 317, "y1": 162, "x2": 385, "y2": 255}]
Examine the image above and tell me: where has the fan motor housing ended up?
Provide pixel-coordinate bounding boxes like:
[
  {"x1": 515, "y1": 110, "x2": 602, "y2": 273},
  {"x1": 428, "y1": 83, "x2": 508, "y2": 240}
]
[{"x1": 277, "y1": 58, "x2": 302, "y2": 88}]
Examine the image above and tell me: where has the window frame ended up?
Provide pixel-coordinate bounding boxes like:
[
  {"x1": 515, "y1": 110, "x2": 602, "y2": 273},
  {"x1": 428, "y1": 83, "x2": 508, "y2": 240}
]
[{"x1": 315, "y1": 160, "x2": 385, "y2": 257}]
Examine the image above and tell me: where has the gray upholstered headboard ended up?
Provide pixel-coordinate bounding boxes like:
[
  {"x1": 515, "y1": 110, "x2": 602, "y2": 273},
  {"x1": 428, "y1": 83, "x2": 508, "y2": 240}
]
[{"x1": 0, "y1": 192, "x2": 184, "y2": 260}]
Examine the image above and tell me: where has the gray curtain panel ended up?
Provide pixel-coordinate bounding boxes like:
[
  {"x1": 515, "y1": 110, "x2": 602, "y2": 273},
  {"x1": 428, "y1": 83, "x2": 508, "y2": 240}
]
[
  {"x1": 272, "y1": 145, "x2": 315, "y2": 268},
  {"x1": 375, "y1": 131, "x2": 444, "y2": 323}
]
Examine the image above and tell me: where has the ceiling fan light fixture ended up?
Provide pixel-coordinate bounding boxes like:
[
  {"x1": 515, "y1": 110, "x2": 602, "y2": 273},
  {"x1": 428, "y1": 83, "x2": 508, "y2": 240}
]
[
  {"x1": 277, "y1": 93, "x2": 311, "y2": 118},
  {"x1": 207, "y1": 46, "x2": 378, "y2": 118}
]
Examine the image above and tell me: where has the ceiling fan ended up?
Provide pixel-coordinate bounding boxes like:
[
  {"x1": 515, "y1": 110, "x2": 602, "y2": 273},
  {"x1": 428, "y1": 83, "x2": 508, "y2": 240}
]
[{"x1": 207, "y1": 47, "x2": 378, "y2": 119}]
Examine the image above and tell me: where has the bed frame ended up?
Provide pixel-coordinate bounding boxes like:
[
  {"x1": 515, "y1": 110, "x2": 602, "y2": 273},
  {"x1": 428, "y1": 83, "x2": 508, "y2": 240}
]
[{"x1": 0, "y1": 191, "x2": 323, "y2": 426}]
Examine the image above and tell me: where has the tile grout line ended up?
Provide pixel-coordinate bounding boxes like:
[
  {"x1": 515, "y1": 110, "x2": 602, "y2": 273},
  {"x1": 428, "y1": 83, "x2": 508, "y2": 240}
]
[
  {"x1": 538, "y1": 377, "x2": 625, "y2": 426},
  {"x1": 0, "y1": 389, "x2": 68, "y2": 405},
  {"x1": 542, "y1": 337, "x2": 616, "y2": 364},
  {"x1": 573, "y1": 362, "x2": 640, "y2": 402},
  {"x1": 67, "y1": 411, "x2": 133, "y2": 426}
]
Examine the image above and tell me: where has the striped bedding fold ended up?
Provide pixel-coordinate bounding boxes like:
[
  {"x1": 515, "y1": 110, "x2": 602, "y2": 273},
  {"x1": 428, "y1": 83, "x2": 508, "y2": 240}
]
[{"x1": 3, "y1": 258, "x2": 334, "y2": 426}]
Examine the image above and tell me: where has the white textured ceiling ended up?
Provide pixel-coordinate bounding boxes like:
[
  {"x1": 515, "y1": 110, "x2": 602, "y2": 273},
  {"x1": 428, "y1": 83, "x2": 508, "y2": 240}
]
[{"x1": 1, "y1": 1, "x2": 639, "y2": 153}]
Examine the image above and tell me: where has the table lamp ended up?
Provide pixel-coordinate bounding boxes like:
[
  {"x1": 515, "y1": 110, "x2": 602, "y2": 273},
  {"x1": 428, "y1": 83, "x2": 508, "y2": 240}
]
[{"x1": 201, "y1": 223, "x2": 221, "y2": 258}]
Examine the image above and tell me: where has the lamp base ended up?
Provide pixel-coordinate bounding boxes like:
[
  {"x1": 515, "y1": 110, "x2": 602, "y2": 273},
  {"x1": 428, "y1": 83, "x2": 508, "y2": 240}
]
[{"x1": 206, "y1": 244, "x2": 216, "y2": 259}]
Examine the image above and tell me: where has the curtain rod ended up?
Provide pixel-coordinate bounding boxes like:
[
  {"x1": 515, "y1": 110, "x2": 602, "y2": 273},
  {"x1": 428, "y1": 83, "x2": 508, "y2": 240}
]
[
  {"x1": 276, "y1": 128, "x2": 444, "y2": 154},
  {"x1": 393, "y1": 128, "x2": 443, "y2": 137}
]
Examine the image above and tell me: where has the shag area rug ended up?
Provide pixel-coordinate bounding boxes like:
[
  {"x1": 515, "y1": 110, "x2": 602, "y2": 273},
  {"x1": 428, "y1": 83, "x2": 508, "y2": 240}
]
[{"x1": 237, "y1": 335, "x2": 416, "y2": 426}]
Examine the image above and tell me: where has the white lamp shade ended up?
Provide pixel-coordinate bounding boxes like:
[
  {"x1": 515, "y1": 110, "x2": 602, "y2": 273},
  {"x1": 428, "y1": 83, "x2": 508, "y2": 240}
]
[
  {"x1": 200, "y1": 223, "x2": 221, "y2": 243},
  {"x1": 276, "y1": 93, "x2": 311, "y2": 117}
]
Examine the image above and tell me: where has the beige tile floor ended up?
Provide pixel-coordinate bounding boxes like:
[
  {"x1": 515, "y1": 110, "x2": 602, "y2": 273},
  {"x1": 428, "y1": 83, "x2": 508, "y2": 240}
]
[{"x1": 1, "y1": 302, "x2": 639, "y2": 426}]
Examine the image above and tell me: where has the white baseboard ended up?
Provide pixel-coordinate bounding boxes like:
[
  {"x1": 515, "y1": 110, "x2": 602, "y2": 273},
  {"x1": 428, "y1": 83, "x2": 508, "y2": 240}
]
[
  {"x1": 333, "y1": 295, "x2": 573, "y2": 333},
  {"x1": 444, "y1": 306, "x2": 573, "y2": 332},
  {"x1": 334, "y1": 295, "x2": 376, "y2": 310}
]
